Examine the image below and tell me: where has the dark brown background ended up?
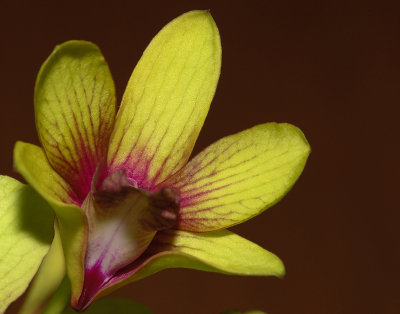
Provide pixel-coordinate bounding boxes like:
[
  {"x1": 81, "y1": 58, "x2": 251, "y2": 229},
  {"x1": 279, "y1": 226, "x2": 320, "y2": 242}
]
[{"x1": 1, "y1": 0, "x2": 399, "y2": 313}]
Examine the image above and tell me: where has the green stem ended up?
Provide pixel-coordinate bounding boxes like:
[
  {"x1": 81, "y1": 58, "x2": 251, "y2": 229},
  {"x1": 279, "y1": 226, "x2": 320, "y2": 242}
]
[{"x1": 42, "y1": 276, "x2": 70, "y2": 314}]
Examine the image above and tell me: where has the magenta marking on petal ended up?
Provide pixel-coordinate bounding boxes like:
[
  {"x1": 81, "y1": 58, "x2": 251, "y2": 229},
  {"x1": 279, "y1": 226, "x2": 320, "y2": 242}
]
[
  {"x1": 109, "y1": 148, "x2": 149, "y2": 190},
  {"x1": 76, "y1": 228, "x2": 208, "y2": 309},
  {"x1": 77, "y1": 178, "x2": 181, "y2": 309},
  {"x1": 40, "y1": 72, "x2": 114, "y2": 203},
  {"x1": 76, "y1": 262, "x2": 110, "y2": 311}
]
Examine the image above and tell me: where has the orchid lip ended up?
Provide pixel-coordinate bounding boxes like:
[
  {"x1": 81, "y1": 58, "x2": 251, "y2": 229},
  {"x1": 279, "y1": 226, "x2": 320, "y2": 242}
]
[{"x1": 75, "y1": 169, "x2": 180, "y2": 310}]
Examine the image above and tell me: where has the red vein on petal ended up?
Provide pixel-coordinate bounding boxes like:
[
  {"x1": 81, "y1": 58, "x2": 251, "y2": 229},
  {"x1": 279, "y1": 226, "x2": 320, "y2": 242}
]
[
  {"x1": 126, "y1": 32, "x2": 188, "y2": 181},
  {"x1": 143, "y1": 28, "x2": 206, "y2": 186},
  {"x1": 71, "y1": 85, "x2": 93, "y2": 170},
  {"x1": 179, "y1": 154, "x2": 261, "y2": 198},
  {"x1": 170, "y1": 139, "x2": 244, "y2": 189},
  {"x1": 41, "y1": 97, "x2": 80, "y2": 172},
  {"x1": 38, "y1": 119, "x2": 79, "y2": 172},
  {"x1": 79, "y1": 71, "x2": 97, "y2": 156},
  {"x1": 181, "y1": 175, "x2": 290, "y2": 217},
  {"x1": 182, "y1": 195, "x2": 268, "y2": 215},
  {"x1": 181, "y1": 173, "x2": 278, "y2": 208},
  {"x1": 177, "y1": 145, "x2": 293, "y2": 197},
  {"x1": 108, "y1": 37, "x2": 170, "y2": 169},
  {"x1": 147, "y1": 37, "x2": 209, "y2": 188}
]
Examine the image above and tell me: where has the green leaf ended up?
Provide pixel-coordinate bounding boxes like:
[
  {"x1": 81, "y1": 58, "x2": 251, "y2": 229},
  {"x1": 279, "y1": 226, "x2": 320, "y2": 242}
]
[
  {"x1": 14, "y1": 142, "x2": 87, "y2": 303},
  {"x1": 63, "y1": 297, "x2": 153, "y2": 314},
  {"x1": 108, "y1": 10, "x2": 221, "y2": 190},
  {"x1": 0, "y1": 176, "x2": 54, "y2": 313},
  {"x1": 164, "y1": 123, "x2": 310, "y2": 232},
  {"x1": 35, "y1": 40, "x2": 116, "y2": 201},
  {"x1": 19, "y1": 225, "x2": 65, "y2": 314}
]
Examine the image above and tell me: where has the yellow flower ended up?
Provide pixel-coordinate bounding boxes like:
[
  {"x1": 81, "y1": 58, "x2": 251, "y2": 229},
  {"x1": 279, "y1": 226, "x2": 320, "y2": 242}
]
[{"x1": 13, "y1": 11, "x2": 310, "y2": 311}]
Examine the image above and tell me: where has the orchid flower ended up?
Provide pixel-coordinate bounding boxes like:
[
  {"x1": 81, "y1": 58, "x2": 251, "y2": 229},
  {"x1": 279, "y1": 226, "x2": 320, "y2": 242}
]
[{"x1": 6, "y1": 10, "x2": 310, "y2": 312}]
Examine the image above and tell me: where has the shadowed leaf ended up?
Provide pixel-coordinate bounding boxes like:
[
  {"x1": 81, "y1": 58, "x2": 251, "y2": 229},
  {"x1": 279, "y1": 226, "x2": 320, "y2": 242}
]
[{"x1": 0, "y1": 176, "x2": 54, "y2": 313}]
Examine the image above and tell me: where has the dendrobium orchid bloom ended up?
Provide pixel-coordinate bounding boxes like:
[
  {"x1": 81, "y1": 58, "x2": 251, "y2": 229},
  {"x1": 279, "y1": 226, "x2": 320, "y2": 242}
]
[{"x1": 13, "y1": 11, "x2": 309, "y2": 311}]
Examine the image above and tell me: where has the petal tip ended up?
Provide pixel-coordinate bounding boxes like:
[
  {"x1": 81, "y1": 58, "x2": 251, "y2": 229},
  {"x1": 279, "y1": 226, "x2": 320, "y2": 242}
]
[
  {"x1": 52, "y1": 40, "x2": 101, "y2": 55},
  {"x1": 274, "y1": 259, "x2": 286, "y2": 279},
  {"x1": 279, "y1": 122, "x2": 311, "y2": 153}
]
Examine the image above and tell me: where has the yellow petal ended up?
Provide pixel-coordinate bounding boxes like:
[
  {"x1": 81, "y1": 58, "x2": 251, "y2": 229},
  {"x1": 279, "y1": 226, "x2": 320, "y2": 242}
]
[
  {"x1": 14, "y1": 141, "x2": 78, "y2": 204},
  {"x1": 108, "y1": 11, "x2": 221, "y2": 189},
  {"x1": 87, "y1": 229, "x2": 284, "y2": 300},
  {"x1": 14, "y1": 142, "x2": 87, "y2": 301},
  {"x1": 164, "y1": 123, "x2": 310, "y2": 231},
  {"x1": 35, "y1": 40, "x2": 116, "y2": 201},
  {"x1": 146, "y1": 229, "x2": 285, "y2": 277}
]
